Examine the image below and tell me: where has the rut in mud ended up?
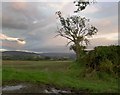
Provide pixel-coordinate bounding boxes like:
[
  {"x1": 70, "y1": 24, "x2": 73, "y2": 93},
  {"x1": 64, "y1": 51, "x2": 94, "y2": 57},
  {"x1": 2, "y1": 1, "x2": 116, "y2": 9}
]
[{"x1": 2, "y1": 83, "x2": 90, "y2": 94}]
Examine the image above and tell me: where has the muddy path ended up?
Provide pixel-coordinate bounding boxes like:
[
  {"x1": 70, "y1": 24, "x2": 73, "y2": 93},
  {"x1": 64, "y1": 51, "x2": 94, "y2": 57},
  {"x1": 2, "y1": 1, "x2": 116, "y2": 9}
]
[{"x1": 2, "y1": 81, "x2": 90, "y2": 95}]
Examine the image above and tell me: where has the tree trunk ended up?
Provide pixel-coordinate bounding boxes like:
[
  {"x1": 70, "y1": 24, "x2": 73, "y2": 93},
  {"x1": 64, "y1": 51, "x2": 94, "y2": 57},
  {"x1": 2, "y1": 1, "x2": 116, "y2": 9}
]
[{"x1": 75, "y1": 42, "x2": 81, "y2": 62}]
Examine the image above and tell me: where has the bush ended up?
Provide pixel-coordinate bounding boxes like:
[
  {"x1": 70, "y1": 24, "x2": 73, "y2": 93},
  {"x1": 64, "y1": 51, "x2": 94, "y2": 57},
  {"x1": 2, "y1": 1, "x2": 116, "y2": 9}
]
[
  {"x1": 99, "y1": 59, "x2": 113, "y2": 73},
  {"x1": 84, "y1": 45, "x2": 120, "y2": 76}
]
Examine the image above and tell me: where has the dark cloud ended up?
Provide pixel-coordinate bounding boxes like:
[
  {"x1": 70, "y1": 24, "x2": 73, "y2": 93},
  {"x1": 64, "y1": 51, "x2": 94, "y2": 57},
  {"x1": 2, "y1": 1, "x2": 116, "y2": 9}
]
[
  {"x1": 2, "y1": 2, "x2": 54, "y2": 29},
  {"x1": 2, "y1": 2, "x2": 29, "y2": 29},
  {"x1": 2, "y1": 2, "x2": 58, "y2": 51},
  {"x1": 1, "y1": 2, "x2": 118, "y2": 52}
]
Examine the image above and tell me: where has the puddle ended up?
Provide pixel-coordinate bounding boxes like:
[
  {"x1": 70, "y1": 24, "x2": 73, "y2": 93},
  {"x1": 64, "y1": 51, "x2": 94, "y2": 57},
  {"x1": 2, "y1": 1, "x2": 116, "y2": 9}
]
[
  {"x1": 44, "y1": 87, "x2": 71, "y2": 93},
  {"x1": 2, "y1": 84, "x2": 87, "y2": 94},
  {"x1": 2, "y1": 84, "x2": 71, "y2": 94},
  {"x1": 2, "y1": 85, "x2": 25, "y2": 91}
]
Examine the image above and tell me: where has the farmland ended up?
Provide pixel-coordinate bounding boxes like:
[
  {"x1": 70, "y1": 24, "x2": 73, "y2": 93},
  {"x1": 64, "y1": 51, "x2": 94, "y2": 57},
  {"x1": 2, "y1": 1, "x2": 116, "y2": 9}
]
[{"x1": 2, "y1": 60, "x2": 118, "y2": 93}]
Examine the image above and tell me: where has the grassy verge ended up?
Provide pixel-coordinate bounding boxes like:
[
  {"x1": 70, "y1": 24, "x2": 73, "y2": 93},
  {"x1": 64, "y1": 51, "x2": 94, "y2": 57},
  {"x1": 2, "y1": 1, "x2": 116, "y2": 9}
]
[{"x1": 2, "y1": 60, "x2": 119, "y2": 93}]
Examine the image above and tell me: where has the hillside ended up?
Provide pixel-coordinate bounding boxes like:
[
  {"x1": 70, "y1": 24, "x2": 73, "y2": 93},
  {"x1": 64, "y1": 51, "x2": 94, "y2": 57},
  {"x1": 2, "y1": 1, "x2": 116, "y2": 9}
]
[
  {"x1": 2, "y1": 51, "x2": 42, "y2": 60},
  {"x1": 2, "y1": 51, "x2": 76, "y2": 60}
]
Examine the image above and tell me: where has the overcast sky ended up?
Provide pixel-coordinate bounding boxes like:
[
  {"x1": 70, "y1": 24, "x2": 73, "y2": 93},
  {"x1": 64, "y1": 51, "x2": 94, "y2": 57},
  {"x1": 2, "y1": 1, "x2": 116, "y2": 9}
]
[{"x1": 1, "y1": 0, "x2": 119, "y2": 53}]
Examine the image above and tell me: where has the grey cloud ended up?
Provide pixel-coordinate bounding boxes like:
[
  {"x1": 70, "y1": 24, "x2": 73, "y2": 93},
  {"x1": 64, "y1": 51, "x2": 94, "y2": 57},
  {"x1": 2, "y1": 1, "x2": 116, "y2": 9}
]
[
  {"x1": 2, "y1": 2, "x2": 54, "y2": 30},
  {"x1": 2, "y1": 18, "x2": 29, "y2": 30},
  {"x1": 90, "y1": 38, "x2": 118, "y2": 46},
  {"x1": 84, "y1": 2, "x2": 118, "y2": 19},
  {"x1": 2, "y1": 3, "x2": 29, "y2": 29},
  {"x1": 1, "y1": 2, "x2": 118, "y2": 52},
  {"x1": 2, "y1": 2, "x2": 58, "y2": 51}
]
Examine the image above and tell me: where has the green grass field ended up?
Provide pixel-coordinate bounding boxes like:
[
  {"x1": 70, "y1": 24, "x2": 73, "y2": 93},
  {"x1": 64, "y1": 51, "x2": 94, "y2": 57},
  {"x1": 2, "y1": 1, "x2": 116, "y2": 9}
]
[{"x1": 2, "y1": 60, "x2": 119, "y2": 93}]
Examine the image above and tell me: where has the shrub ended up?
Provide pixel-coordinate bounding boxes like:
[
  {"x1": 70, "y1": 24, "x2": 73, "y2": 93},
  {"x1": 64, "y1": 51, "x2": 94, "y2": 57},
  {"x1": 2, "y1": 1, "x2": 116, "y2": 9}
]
[
  {"x1": 84, "y1": 45, "x2": 120, "y2": 76},
  {"x1": 99, "y1": 59, "x2": 113, "y2": 73}
]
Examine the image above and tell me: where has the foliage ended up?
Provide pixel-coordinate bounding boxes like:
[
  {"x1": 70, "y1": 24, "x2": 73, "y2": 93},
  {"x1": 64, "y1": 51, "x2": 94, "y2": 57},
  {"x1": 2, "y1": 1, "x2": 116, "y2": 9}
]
[
  {"x1": 56, "y1": 11, "x2": 98, "y2": 62},
  {"x1": 99, "y1": 59, "x2": 113, "y2": 73},
  {"x1": 2, "y1": 53, "x2": 71, "y2": 61},
  {"x1": 2, "y1": 55, "x2": 44, "y2": 61},
  {"x1": 55, "y1": 0, "x2": 97, "y2": 62},
  {"x1": 85, "y1": 45, "x2": 120, "y2": 76},
  {"x1": 74, "y1": 0, "x2": 95, "y2": 12}
]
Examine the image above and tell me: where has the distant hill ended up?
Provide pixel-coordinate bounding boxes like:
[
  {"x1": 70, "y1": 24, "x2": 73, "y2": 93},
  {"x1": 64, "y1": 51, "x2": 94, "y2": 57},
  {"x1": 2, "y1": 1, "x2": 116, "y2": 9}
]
[
  {"x1": 2, "y1": 51, "x2": 75, "y2": 60},
  {"x1": 2, "y1": 51, "x2": 42, "y2": 60},
  {"x1": 2, "y1": 51, "x2": 39, "y2": 56}
]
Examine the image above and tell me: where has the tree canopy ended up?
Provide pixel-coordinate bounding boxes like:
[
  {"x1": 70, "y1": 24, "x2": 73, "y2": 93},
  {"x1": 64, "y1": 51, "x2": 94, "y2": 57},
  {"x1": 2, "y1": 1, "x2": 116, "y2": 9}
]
[{"x1": 55, "y1": 0, "x2": 98, "y2": 62}]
